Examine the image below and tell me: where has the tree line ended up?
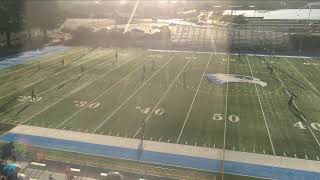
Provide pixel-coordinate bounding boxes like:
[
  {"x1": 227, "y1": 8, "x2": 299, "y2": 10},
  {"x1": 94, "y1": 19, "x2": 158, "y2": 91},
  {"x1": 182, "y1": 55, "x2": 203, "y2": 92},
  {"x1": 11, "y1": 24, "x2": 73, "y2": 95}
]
[{"x1": 0, "y1": 1, "x2": 65, "y2": 46}]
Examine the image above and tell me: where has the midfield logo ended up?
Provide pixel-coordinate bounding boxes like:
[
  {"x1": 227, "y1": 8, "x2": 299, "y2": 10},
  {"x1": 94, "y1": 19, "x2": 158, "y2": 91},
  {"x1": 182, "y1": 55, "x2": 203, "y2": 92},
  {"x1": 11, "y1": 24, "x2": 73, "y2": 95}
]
[{"x1": 205, "y1": 74, "x2": 267, "y2": 87}]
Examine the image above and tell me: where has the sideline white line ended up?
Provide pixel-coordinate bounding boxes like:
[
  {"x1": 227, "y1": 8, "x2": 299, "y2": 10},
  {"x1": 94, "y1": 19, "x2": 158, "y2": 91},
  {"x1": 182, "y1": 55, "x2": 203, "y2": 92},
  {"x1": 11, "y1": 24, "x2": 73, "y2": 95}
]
[
  {"x1": 133, "y1": 56, "x2": 193, "y2": 138},
  {"x1": 264, "y1": 56, "x2": 320, "y2": 149},
  {"x1": 93, "y1": 55, "x2": 177, "y2": 133},
  {"x1": 285, "y1": 58, "x2": 320, "y2": 96},
  {"x1": 176, "y1": 53, "x2": 212, "y2": 143},
  {"x1": 246, "y1": 56, "x2": 275, "y2": 155},
  {"x1": 56, "y1": 56, "x2": 153, "y2": 128},
  {"x1": 148, "y1": 49, "x2": 315, "y2": 59},
  {"x1": 0, "y1": 51, "x2": 116, "y2": 115},
  {"x1": 18, "y1": 52, "x2": 145, "y2": 125},
  {"x1": 0, "y1": 50, "x2": 107, "y2": 101}
]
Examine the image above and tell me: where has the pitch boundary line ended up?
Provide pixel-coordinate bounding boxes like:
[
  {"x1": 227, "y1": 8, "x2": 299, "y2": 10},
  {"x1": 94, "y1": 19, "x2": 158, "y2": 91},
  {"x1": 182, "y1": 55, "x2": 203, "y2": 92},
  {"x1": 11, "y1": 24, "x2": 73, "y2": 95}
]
[
  {"x1": 264, "y1": 56, "x2": 320, "y2": 149},
  {"x1": 18, "y1": 52, "x2": 145, "y2": 125},
  {"x1": 0, "y1": 48, "x2": 84, "y2": 79},
  {"x1": 148, "y1": 49, "x2": 315, "y2": 59},
  {"x1": 93, "y1": 55, "x2": 178, "y2": 133},
  {"x1": 0, "y1": 51, "x2": 117, "y2": 116},
  {"x1": 284, "y1": 58, "x2": 320, "y2": 96},
  {"x1": 55, "y1": 56, "x2": 154, "y2": 128},
  {"x1": 0, "y1": 49, "x2": 107, "y2": 101},
  {"x1": 0, "y1": 49, "x2": 93, "y2": 89},
  {"x1": 176, "y1": 53, "x2": 212, "y2": 143},
  {"x1": 246, "y1": 56, "x2": 276, "y2": 156},
  {"x1": 132, "y1": 56, "x2": 193, "y2": 138}
]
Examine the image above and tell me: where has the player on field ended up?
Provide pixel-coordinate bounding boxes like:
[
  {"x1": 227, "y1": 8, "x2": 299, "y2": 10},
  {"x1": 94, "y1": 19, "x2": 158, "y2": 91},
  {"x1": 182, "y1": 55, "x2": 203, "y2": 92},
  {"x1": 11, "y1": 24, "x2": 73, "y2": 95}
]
[
  {"x1": 37, "y1": 61, "x2": 41, "y2": 71},
  {"x1": 151, "y1": 60, "x2": 155, "y2": 71},
  {"x1": 267, "y1": 63, "x2": 274, "y2": 76},
  {"x1": 31, "y1": 88, "x2": 36, "y2": 102}
]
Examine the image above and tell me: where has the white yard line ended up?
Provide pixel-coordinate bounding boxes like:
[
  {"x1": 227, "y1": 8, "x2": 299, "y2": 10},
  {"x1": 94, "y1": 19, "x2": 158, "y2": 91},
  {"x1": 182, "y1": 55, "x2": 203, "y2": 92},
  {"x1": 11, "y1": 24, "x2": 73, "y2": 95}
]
[
  {"x1": 246, "y1": 56, "x2": 275, "y2": 155},
  {"x1": 0, "y1": 51, "x2": 116, "y2": 115},
  {"x1": 132, "y1": 56, "x2": 193, "y2": 138},
  {"x1": 18, "y1": 52, "x2": 145, "y2": 125},
  {"x1": 56, "y1": 57, "x2": 153, "y2": 128},
  {"x1": 176, "y1": 54, "x2": 212, "y2": 143},
  {"x1": 93, "y1": 55, "x2": 178, "y2": 133},
  {"x1": 284, "y1": 58, "x2": 320, "y2": 96},
  {"x1": 0, "y1": 50, "x2": 108, "y2": 101},
  {"x1": 264, "y1": 56, "x2": 320, "y2": 148},
  {"x1": 221, "y1": 56, "x2": 230, "y2": 174}
]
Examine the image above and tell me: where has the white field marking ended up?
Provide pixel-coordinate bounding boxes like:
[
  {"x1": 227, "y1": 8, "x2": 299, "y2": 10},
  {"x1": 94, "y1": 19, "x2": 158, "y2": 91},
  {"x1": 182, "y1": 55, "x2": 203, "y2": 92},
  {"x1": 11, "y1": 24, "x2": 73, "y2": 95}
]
[
  {"x1": 265, "y1": 56, "x2": 320, "y2": 148},
  {"x1": 0, "y1": 48, "x2": 83, "y2": 79},
  {"x1": 159, "y1": 137, "x2": 162, "y2": 141},
  {"x1": 253, "y1": 149, "x2": 255, "y2": 153},
  {"x1": 94, "y1": 55, "x2": 179, "y2": 133},
  {"x1": 195, "y1": 142, "x2": 197, "y2": 146},
  {"x1": 0, "y1": 50, "x2": 109, "y2": 101},
  {"x1": 204, "y1": 144, "x2": 206, "y2": 147},
  {"x1": 263, "y1": 149, "x2": 266, "y2": 154},
  {"x1": 316, "y1": 156, "x2": 319, "y2": 160},
  {"x1": 176, "y1": 54, "x2": 212, "y2": 143},
  {"x1": 221, "y1": 56, "x2": 230, "y2": 171},
  {"x1": 100, "y1": 173, "x2": 108, "y2": 177},
  {"x1": 148, "y1": 49, "x2": 314, "y2": 59},
  {"x1": 305, "y1": 58, "x2": 320, "y2": 72},
  {"x1": 305, "y1": 154, "x2": 309, "y2": 160},
  {"x1": 246, "y1": 57, "x2": 276, "y2": 156},
  {"x1": 0, "y1": 51, "x2": 117, "y2": 115},
  {"x1": 285, "y1": 58, "x2": 320, "y2": 96},
  {"x1": 132, "y1": 56, "x2": 193, "y2": 138},
  {"x1": 30, "y1": 162, "x2": 46, "y2": 167},
  {"x1": 18, "y1": 52, "x2": 145, "y2": 125},
  {"x1": 294, "y1": 154, "x2": 297, "y2": 158},
  {"x1": 150, "y1": 137, "x2": 153, "y2": 141},
  {"x1": 185, "y1": 141, "x2": 188, "y2": 145},
  {"x1": 284, "y1": 152, "x2": 286, "y2": 157},
  {"x1": 56, "y1": 55, "x2": 152, "y2": 128},
  {"x1": 167, "y1": 139, "x2": 170, "y2": 143},
  {"x1": 214, "y1": 144, "x2": 216, "y2": 148}
]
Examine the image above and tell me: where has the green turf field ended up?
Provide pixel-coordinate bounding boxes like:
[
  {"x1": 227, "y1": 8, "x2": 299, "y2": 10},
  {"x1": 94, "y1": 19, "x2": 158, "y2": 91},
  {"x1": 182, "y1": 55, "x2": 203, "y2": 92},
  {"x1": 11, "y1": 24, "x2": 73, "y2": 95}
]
[{"x1": 0, "y1": 47, "x2": 320, "y2": 161}]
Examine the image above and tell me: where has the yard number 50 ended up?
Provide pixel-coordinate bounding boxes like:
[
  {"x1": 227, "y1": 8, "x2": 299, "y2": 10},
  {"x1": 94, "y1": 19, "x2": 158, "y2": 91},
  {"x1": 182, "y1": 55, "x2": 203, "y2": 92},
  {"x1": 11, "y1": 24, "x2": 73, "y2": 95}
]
[{"x1": 212, "y1": 113, "x2": 240, "y2": 122}]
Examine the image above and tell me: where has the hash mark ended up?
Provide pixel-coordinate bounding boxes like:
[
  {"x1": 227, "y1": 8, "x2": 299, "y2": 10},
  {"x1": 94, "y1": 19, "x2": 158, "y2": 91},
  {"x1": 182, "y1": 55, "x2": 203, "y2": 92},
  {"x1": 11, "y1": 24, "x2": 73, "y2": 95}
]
[
  {"x1": 316, "y1": 156, "x2": 319, "y2": 161},
  {"x1": 185, "y1": 141, "x2": 188, "y2": 145},
  {"x1": 305, "y1": 154, "x2": 308, "y2": 160},
  {"x1": 283, "y1": 152, "x2": 286, "y2": 157},
  {"x1": 294, "y1": 154, "x2": 297, "y2": 158},
  {"x1": 214, "y1": 144, "x2": 216, "y2": 148}
]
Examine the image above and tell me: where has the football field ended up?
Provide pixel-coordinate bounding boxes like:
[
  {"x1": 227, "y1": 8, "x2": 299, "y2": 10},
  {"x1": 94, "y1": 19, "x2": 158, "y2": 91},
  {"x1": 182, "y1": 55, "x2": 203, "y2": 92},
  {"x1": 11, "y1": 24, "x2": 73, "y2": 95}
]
[{"x1": 0, "y1": 47, "x2": 320, "y2": 162}]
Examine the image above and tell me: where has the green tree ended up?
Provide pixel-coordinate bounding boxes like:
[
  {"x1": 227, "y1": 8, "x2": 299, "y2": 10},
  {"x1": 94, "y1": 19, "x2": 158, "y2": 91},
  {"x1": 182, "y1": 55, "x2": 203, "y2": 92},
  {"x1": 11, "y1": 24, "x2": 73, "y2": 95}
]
[
  {"x1": 26, "y1": 2, "x2": 65, "y2": 42},
  {"x1": 0, "y1": 0, "x2": 24, "y2": 46}
]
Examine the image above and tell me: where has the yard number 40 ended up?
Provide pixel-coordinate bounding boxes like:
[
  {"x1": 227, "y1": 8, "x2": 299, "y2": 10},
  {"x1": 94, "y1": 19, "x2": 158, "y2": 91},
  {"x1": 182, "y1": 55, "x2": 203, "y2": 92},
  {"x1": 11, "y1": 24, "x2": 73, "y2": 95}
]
[
  {"x1": 293, "y1": 121, "x2": 320, "y2": 131},
  {"x1": 212, "y1": 113, "x2": 240, "y2": 122}
]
